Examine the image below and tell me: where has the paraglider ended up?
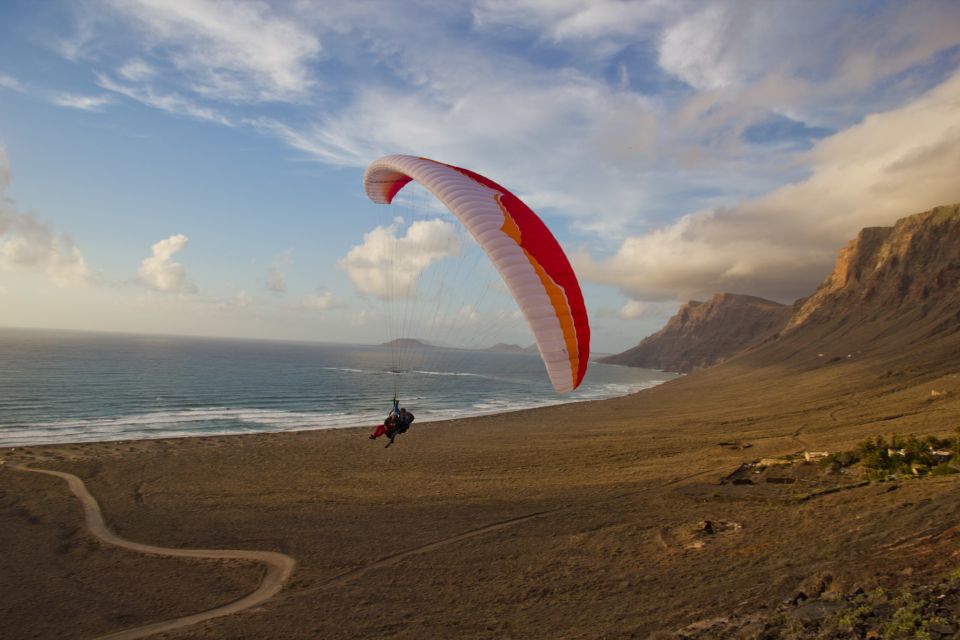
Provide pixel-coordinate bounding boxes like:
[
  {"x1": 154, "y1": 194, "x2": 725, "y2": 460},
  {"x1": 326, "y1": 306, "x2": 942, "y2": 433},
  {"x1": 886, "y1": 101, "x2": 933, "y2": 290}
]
[{"x1": 363, "y1": 155, "x2": 590, "y2": 394}]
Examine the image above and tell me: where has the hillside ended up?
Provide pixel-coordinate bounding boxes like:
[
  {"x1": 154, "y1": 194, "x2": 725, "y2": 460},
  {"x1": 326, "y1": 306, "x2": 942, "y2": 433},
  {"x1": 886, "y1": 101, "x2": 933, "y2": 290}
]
[
  {"x1": 786, "y1": 204, "x2": 960, "y2": 334},
  {"x1": 484, "y1": 343, "x2": 538, "y2": 353},
  {"x1": 606, "y1": 204, "x2": 960, "y2": 376},
  {"x1": 601, "y1": 293, "x2": 792, "y2": 373},
  {"x1": 379, "y1": 338, "x2": 433, "y2": 348},
  {"x1": 4, "y1": 204, "x2": 960, "y2": 640},
  {"x1": 732, "y1": 204, "x2": 960, "y2": 377}
]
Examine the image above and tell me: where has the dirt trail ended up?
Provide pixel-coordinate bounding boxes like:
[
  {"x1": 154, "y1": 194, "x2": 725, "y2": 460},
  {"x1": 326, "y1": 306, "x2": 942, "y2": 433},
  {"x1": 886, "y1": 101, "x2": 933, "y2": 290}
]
[
  {"x1": 13, "y1": 465, "x2": 297, "y2": 640},
  {"x1": 318, "y1": 467, "x2": 719, "y2": 591}
]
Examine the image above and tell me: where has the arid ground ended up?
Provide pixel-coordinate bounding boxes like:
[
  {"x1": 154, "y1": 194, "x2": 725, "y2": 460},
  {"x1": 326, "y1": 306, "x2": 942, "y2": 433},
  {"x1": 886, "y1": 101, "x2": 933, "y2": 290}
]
[{"x1": 3, "y1": 328, "x2": 960, "y2": 638}]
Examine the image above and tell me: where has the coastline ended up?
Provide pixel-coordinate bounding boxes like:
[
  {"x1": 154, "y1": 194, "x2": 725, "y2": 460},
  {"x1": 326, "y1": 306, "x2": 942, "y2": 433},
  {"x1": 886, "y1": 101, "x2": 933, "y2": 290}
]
[
  {"x1": 0, "y1": 370, "x2": 674, "y2": 449},
  {"x1": 0, "y1": 327, "x2": 676, "y2": 448},
  {"x1": 3, "y1": 352, "x2": 959, "y2": 638}
]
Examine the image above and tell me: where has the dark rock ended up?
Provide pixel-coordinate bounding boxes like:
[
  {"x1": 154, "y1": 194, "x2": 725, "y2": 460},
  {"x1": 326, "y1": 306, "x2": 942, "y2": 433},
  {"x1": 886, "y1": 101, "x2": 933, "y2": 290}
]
[
  {"x1": 799, "y1": 573, "x2": 833, "y2": 598},
  {"x1": 599, "y1": 293, "x2": 792, "y2": 373}
]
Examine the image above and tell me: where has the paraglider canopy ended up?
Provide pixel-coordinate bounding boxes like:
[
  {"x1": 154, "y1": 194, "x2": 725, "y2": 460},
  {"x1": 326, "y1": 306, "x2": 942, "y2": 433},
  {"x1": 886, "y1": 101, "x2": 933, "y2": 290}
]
[{"x1": 364, "y1": 155, "x2": 590, "y2": 393}]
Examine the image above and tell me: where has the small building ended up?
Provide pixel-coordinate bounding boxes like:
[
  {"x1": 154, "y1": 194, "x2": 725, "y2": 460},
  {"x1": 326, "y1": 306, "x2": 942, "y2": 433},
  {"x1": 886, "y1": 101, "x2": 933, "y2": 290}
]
[{"x1": 804, "y1": 451, "x2": 829, "y2": 461}]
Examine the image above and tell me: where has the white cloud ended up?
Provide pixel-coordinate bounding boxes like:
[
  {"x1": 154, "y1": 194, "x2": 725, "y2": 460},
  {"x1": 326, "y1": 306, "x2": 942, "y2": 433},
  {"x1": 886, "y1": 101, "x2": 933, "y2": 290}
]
[
  {"x1": 102, "y1": 0, "x2": 321, "y2": 103},
  {"x1": 51, "y1": 92, "x2": 113, "y2": 111},
  {"x1": 472, "y1": 0, "x2": 674, "y2": 43},
  {"x1": 658, "y1": 4, "x2": 751, "y2": 91},
  {"x1": 579, "y1": 71, "x2": 960, "y2": 303},
  {"x1": 338, "y1": 219, "x2": 461, "y2": 300},
  {"x1": 0, "y1": 145, "x2": 90, "y2": 287},
  {"x1": 96, "y1": 73, "x2": 234, "y2": 125},
  {"x1": 265, "y1": 249, "x2": 292, "y2": 293},
  {"x1": 0, "y1": 74, "x2": 24, "y2": 92},
  {"x1": 44, "y1": 0, "x2": 960, "y2": 245},
  {"x1": 42, "y1": 0, "x2": 955, "y2": 244},
  {"x1": 138, "y1": 233, "x2": 194, "y2": 293},
  {"x1": 299, "y1": 290, "x2": 338, "y2": 311},
  {"x1": 267, "y1": 70, "x2": 666, "y2": 230},
  {"x1": 118, "y1": 58, "x2": 156, "y2": 81},
  {"x1": 658, "y1": 2, "x2": 960, "y2": 125},
  {"x1": 0, "y1": 210, "x2": 92, "y2": 287}
]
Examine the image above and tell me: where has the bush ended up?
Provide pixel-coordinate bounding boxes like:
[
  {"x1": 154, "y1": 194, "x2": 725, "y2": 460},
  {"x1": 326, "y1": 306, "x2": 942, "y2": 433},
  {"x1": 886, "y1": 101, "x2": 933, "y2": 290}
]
[
  {"x1": 930, "y1": 464, "x2": 959, "y2": 476},
  {"x1": 821, "y1": 450, "x2": 859, "y2": 467}
]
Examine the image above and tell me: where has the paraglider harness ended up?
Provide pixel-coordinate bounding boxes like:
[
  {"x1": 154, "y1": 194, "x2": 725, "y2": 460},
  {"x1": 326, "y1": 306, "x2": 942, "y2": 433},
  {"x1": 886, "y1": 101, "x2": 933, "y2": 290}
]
[
  {"x1": 391, "y1": 397, "x2": 415, "y2": 435},
  {"x1": 371, "y1": 398, "x2": 414, "y2": 447}
]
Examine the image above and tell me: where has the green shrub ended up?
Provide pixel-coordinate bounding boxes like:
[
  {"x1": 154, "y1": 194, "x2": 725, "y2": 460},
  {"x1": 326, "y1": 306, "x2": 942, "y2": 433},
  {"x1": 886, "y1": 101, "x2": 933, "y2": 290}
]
[{"x1": 930, "y1": 464, "x2": 959, "y2": 476}]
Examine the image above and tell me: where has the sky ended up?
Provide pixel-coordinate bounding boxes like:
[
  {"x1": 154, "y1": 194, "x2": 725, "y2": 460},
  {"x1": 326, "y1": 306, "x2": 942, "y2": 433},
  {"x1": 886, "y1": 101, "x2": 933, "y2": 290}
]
[{"x1": 1, "y1": 0, "x2": 960, "y2": 354}]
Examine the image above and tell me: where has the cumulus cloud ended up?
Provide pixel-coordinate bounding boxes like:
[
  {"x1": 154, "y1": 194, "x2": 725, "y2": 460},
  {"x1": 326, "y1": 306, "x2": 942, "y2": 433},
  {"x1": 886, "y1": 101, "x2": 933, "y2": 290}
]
[
  {"x1": 579, "y1": 71, "x2": 960, "y2": 303},
  {"x1": 265, "y1": 249, "x2": 292, "y2": 293},
  {"x1": 0, "y1": 210, "x2": 92, "y2": 287},
  {"x1": 138, "y1": 233, "x2": 194, "y2": 292},
  {"x1": 0, "y1": 145, "x2": 90, "y2": 286},
  {"x1": 338, "y1": 219, "x2": 461, "y2": 300}
]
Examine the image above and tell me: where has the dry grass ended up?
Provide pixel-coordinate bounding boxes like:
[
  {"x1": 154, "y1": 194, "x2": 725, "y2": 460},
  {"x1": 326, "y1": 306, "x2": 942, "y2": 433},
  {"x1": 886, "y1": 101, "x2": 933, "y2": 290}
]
[{"x1": 2, "y1": 316, "x2": 960, "y2": 638}]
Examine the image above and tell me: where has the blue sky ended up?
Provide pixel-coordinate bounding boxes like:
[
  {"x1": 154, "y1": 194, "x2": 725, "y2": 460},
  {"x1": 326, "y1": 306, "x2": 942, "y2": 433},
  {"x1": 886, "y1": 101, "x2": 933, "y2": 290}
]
[{"x1": 1, "y1": 0, "x2": 959, "y2": 354}]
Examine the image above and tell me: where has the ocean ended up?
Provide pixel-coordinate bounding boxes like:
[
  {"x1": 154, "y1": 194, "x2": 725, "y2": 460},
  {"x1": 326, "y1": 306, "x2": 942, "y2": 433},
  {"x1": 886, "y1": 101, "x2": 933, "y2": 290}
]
[{"x1": 0, "y1": 329, "x2": 676, "y2": 447}]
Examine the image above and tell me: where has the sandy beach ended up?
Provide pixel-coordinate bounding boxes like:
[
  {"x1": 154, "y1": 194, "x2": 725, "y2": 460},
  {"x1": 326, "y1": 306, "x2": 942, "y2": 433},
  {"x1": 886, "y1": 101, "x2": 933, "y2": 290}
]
[{"x1": 4, "y1": 335, "x2": 960, "y2": 639}]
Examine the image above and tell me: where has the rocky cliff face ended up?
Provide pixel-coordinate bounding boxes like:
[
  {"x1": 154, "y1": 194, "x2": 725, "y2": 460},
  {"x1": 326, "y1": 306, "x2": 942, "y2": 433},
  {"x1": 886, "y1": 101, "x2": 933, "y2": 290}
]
[
  {"x1": 785, "y1": 204, "x2": 960, "y2": 333},
  {"x1": 604, "y1": 204, "x2": 960, "y2": 375},
  {"x1": 600, "y1": 293, "x2": 792, "y2": 373}
]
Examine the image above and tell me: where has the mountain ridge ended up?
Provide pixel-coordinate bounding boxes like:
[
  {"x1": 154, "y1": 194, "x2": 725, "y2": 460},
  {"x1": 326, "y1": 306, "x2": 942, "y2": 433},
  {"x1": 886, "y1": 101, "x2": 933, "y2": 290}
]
[
  {"x1": 604, "y1": 203, "x2": 960, "y2": 374},
  {"x1": 600, "y1": 293, "x2": 792, "y2": 373}
]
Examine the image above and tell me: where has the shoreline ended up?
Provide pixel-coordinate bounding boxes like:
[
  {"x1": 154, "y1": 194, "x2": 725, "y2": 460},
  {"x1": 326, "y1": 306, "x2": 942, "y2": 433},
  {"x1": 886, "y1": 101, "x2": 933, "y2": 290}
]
[
  {"x1": 4, "y1": 347, "x2": 959, "y2": 638},
  {"x1": 0, "y1": 375, "x2": 671, "y2": 449},
  {"x1": 0, "y1": 391, "x2": 629, "y2": 455}
]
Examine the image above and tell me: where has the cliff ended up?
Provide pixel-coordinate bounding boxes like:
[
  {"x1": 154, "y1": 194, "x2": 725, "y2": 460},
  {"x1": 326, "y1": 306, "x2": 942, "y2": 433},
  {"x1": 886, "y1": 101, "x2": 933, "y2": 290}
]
[
  {"x1": 600, "y1": 293, "x2": 792, "y2": 373},
  {"x1": 605, "y1": 203, "x2": 960, "y2": 376},
  {"x1": 785, "y1": 204, "x2": 960, "y2": 334}
]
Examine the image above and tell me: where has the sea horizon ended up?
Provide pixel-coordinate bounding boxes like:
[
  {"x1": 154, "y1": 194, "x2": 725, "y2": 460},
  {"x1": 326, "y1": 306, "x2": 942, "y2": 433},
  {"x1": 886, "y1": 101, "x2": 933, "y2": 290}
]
[{"x1": 0, "y1": 327, "x2": 676, "y2": 447}]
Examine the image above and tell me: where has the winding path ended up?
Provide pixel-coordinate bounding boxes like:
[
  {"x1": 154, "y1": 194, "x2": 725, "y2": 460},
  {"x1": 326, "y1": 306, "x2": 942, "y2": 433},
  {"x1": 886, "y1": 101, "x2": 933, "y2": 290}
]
[
  {"x1": 12, "y1": 462, "x2": 722, "y2": 637},
  {"x1": 13, "y1": 465, "x2": 297, "y2": 640}
]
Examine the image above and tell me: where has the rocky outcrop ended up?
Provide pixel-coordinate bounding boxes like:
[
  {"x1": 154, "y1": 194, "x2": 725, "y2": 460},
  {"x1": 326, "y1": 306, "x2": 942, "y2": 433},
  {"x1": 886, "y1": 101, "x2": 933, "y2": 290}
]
[
  {"x1": 600, "y1": 293, "x2": 792, "y2": 373},
  {"x1": 785, "y1": 204, "x2": 960, "y2": 333},
  {"x1": 606, "y1": 203, "x2": 960, "y2": 375}
]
